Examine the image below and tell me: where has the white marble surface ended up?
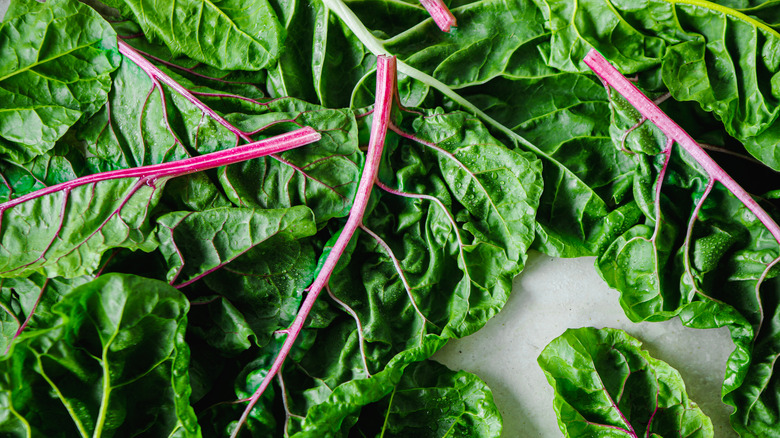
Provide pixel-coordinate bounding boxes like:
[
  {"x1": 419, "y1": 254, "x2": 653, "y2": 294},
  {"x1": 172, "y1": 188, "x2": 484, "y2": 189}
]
[{"x1": 433, "y1": 252, "x2": 737, "y2": 437}]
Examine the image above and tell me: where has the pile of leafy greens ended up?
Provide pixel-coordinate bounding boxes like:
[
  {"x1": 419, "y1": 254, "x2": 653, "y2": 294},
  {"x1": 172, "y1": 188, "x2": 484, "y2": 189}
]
[{"x1": 1, "y1": 0, "x2": 779, "y2": 436}]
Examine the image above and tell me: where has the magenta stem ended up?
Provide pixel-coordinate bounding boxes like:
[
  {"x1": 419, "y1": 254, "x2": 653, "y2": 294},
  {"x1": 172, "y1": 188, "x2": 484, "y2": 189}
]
[
  {"x1": 229, "y1": 55, "x2": 397, "y2": 438},
  {"x1": 583, "y1": 49, "x2": 780, "y2": 245},
  {"x1": 0, "y1": 128, "x2": 320, "y2": 213},
  {"x1": 419, "y1": 0, "x2": 457, "y2": 32}
]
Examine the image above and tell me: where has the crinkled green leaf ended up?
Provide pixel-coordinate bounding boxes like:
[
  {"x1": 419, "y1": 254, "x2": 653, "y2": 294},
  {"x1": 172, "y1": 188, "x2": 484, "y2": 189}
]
[
  {"x1": 156, "y1": 205, "x2": 316, "y2": 286},
  {"x1": 188, "y1": 295, "x2": 256, "y2": 356},
  {"x1": 456, "y1": 73, "x2": 641, "y2": 256},
  {"x1": 266, "y1": 0, "x2": 377, "y2": 107},
  {"x1": 539, "y1": 327, "x2": 714, "y2": 437},
  {"x1": 90, "y1": 47, "x2": 363, "y2": 221},
  {"x1": 199, "y1": 235, "x2": 318, "y2": 348},
  {"x1": 351, "y1": 360, "x2": 502, "y2": 438},
  {"x1": 217, "y1": 98, "x2": 362, "y2": 223},
  {"x1": 0, "y1": 177, "x2": 163, "y2": 278},
  {"x1": 0, "y1": 0, "x2": 120, "y2": 162},
  {"x1": 341, "y1": 0, "x2": 643, "y2": 257},
  {"x1": 384, "y1": 0, "x2": 553, "y2": 87},
  {"x1": 100, "y1": 0, "x2": 285, "y2": 71},
  {"x1": 0, "y1": 273, "x2": 199, "y2": 437},
  {"x1": 0, "y1": 274, "x2": 91, "y2": 357}
]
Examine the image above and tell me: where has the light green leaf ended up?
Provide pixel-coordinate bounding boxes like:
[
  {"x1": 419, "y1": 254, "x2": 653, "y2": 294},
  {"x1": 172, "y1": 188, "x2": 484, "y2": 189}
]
[
  {"x1": 0, "y1": 274, "x2": 199, "y2": 437},
  {"x1": 0, "y1": 0, "x2": 120, "y2": 161},
  {"x1": 104, "y1": 0, "x2": 286, "y2": 71}
]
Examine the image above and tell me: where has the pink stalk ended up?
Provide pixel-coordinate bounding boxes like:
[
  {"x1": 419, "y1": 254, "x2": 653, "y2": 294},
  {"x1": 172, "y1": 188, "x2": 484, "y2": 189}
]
[
  {"x1": 229, "y1": 55, "x2": 397, "y2": 438},
  {"x1": 419, "y1": 0, "x2": 457, "y2": 32},
  {"x1": 583, "y1": 49, "x2": 780, "y2": 245},
  {"x1": 0, "y1": 128, "x2": 320, "y2": 213}
]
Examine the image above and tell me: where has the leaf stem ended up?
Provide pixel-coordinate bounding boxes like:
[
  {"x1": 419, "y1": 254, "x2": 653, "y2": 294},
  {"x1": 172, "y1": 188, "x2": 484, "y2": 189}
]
[
  {"x1": 379, "y1": 386, "x2": 397, "y2": 438},
  {"x1": 229, "y1": 55, "x2": 397, "y2": 438},
  {"x1": 0, "y1": 128, "x2": 319, "y2": 213}
]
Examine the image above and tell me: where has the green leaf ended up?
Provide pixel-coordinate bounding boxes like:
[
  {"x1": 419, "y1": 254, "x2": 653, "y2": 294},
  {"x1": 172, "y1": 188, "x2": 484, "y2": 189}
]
[
  {"x1": 0, "y1": 274, "x2": 91, "y2": 357},
  {"x1": 102, "y1": 0, "x2": 285, "y2": 71},
  {"x1": 266, "y1": 0, "x2": 377, "y2": 107},
  {"x1": 592, "y1": 73, "x2": 780, "y2": 437},
  {"x1": 539, "y1": 327, "x2": 714, "y2": 437},
  {"x1": 385, "y1": 0, "x2": 553, "y2": 87},
  {"x1": 0, "y1": 177, "x2": 163, "y2": 278},
  {"x1": 352, "y1": 360, "x2": 502, "y2": 438},
  {"x1": 218, "y1": 98, "x2": 362, "y2": 223},
  {"x1": 455, "y1": 73, "x2": 641, "y2": 256},
  {"x1": 339, "y1": 0, "x2": 644, "y2": 257},
  {"x1": 156, "y1": 205, "x2": 317, "y2": 286},
  {"x1": 0, "y1": 0, "x2": 120, "y2": 161},
  {"x1": 200, "y1": 234, "x2": 318, "y2": 347},
  {"x1": 0, "y1": 273, "x2": 199, "y2": 437}
]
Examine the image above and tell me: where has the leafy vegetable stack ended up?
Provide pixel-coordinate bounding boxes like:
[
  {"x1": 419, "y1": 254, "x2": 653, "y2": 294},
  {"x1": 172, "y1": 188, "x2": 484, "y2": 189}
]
[{"x1": 0, "y1": 0, "x2": 779, "y2": 436}]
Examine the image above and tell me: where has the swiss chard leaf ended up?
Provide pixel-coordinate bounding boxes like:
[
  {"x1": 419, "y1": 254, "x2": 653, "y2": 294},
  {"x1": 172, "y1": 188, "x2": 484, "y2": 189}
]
[
  {"x1": 0, "y1": 0, "x2": 120, "y2": 162},
  {"x1": 384, "y1": 0, "x2": 552, "y2": 88},
  {"x1": 199, "y1": 235, "x2": 317, "y2": 349},
  {"x1": 156, "y1": 205, "x2": 317, "y2": 287},
  {"x1": 0, "y1": 274, "x2": 91, "y2": 356},
  {"x1": 586, "y1": 50, "x2": 780, "y2": 437},
  {"x1": 538, "y1": 327, "x2": 714, "y2": 437},
  {"x1": 99, "y1": 0, "x2": 285, "y2": 71},
  {"x1": 216, "y1": 97, "x2": 362, "y2": 223},
  {"x1": 0, "y1": 273, "x2": 199, "y2": 437},
  {"x1": 349, "y1": 359, "x2": 502, "y2": 438},
  {"x1": 260, "y1": 0, "x2": 381, "y2": 107},
  {"x1": 90, "y1": 43, "x2": 363, "y2": 223},
  {"x1": 324, "y1": 0, "x2": 644, "y2": 257},
  {"x1": 0, "y1": 176, "x2": 162, "y2": 278},
  {"x1": 455, "y1": 73, "x2": 641, "y2": 256}
]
